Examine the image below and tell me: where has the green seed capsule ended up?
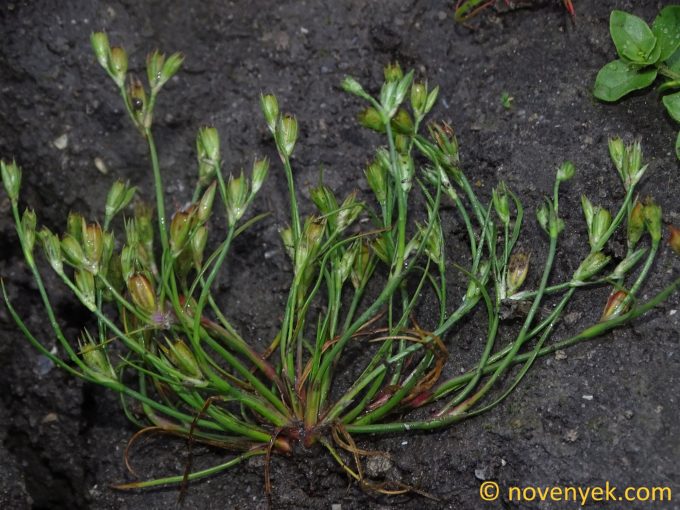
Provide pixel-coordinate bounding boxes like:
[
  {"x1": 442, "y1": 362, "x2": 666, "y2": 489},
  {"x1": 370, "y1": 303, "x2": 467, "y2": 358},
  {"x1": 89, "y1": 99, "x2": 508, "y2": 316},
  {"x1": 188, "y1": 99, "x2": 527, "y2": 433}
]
[
  {"x1": 197, "y1": 181, "x2": 217, "y2": 224},
  {"x1": 1, "y1": 160, "x2": 21, "y2": 202},
  {"x1": 260, "y1": 94, "x2": 279, "y2": 134},
  {"x1": 358, "y1": 107, "x2": 385, "y2": 133},
  {"x1": 411, "y1": 82, "x2": 427, "y2": 115},
  {"x1": 61, "y1": 234, "x2": 86, "y2": 268},
  {"x1": 81, "y1": 341, "x2": 115, "y2": 381},
  {"x1": 277, "y1": 114, "x2": 298, "y2": 157},
  {"x1": 40, "y1": 228, "x2": 64, "y2": 274},
  {"x1": 90, "y1": 32, "x2": 111, "y2": 69},
  {"x1": 643, "y1": 199, "x2": 662, "y2": 244},
  {"x1": 627, "y1": 200, "x2": 645, "y2": 249},
  {"x1": 251, "y1": 157, "x2": 269, "y2": 195},
  {"x1": 110, "y1": 46, "x2": 128, "y2": 86},
  {"x1": 75, "y1": 269, "x2": 96, "y2": 310}
]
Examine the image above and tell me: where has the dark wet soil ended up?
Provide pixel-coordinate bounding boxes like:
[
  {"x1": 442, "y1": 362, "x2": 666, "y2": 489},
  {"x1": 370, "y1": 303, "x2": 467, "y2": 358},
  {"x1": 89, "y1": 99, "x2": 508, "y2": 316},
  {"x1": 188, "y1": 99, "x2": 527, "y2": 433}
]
[{"x1": 1, "y1": 1, "x2": 679, "y2": 509}]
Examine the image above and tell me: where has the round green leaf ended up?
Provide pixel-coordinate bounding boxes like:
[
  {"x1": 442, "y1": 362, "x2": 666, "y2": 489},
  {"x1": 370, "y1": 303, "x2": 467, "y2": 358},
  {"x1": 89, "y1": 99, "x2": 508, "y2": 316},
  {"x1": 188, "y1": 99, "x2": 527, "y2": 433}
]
[
  {"x1": 593, "y1": 59, "x2": 658, "y2": 102},
  {"x1": 610, "y1": 10, "x2": 658, "y2": 64},
  {"x1": 666, "y1": 45, "x2": 680, "y2": 75},
  {"x1": 653, "y1": 5, "x2": 680, "y2": 62},
  {"x1": 662, "y1": 90, "x2": 680, "y2": 122}
]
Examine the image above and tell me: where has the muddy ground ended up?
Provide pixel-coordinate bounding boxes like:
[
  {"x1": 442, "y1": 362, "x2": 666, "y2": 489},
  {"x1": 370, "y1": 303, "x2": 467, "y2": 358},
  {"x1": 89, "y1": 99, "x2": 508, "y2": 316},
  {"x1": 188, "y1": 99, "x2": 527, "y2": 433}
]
[{"x1": 1, "y1": 0, "x2": 679, "y2": 509}]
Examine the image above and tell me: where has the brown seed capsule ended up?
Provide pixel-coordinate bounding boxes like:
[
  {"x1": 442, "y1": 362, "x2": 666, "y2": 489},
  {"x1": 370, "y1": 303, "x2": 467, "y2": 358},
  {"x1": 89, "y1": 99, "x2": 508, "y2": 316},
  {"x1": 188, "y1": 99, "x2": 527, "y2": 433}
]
[
  {"x1": 169, "y1": 208, "x2": 195, "y2": 256},
  {"x1": 127, "y1": 75, "x2": 146, "y2": 113},
  {"x1": 507, "y1": 251, "x2": 530, "y2": 295},
  {"x1": 127, "y1": 273, "x2": 156, "y2": 314},
  {"x1": 82, "y1": 222, "x2": 103, "y2": 269},
  {"x1": 669, "y1": 225, "x2": 680, "y2": 256},
  {"x1": 600, "y1": 289, "x2": 628, "y2": 321}
]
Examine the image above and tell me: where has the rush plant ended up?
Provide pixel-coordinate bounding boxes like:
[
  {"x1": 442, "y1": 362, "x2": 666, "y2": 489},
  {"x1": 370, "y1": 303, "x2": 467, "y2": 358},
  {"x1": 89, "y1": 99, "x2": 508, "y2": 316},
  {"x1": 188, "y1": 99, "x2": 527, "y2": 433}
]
[{"x1": 3, "y1": 35, "x2": 679, "y2": 499}]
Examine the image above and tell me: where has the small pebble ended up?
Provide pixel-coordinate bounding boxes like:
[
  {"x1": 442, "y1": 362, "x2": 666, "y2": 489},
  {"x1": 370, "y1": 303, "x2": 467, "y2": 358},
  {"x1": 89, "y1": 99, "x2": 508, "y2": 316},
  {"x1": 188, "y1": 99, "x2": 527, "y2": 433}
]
[
  {"x1": 53, "y1": 134, "x2": 68, "y2": 150},
  {"x1": 36, "y1": 355, "x2": 54, "y2": 376},
  {"x1": 564, "y1": 429, "x2": 578, "y2": 442},
  {"x1": 41, "y1": 412, "x2": 58, "y2": 424},
  {"x1": 582, "y1": 394, "x2": 593, "y2": 401},
  {"x1": 555, "y1": 350, "x2": 567, "y2": 361},
  {"x1": 474, "y1": 467, "x2": 488, "y2": 481},
  {"x1": 94, "y1": 157, "x2": 108, "y2": 174},
  {"x1": 563, "y1": 311, "x2": 582, "y2": 325},
  {"x1": 366, "y1": 456, "x2": 392, "y2": 478}
]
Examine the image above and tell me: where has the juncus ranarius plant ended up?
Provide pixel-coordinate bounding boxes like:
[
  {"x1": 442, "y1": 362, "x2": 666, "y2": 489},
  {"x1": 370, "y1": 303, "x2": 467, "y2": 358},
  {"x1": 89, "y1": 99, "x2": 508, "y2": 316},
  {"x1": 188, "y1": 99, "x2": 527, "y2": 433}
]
[{"x1": 2, "y1": 34, "x2": 679, "y2": 498}]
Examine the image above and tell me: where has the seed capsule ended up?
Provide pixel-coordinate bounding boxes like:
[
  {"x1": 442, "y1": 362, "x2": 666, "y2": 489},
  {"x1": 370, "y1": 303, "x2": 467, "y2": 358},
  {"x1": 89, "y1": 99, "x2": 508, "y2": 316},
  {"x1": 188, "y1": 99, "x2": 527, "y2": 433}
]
[
  {"x1": 507, "y1": 251, "x2": 530, "y2": 295},
  {"x1": 110, "y1": 46, "x2": 128, "y2": 86},
  {"x1": 61, "y1": 234, "x2": 86, "y2": 268},
  {"x1": 383, "y1": 62, "x2": 403, "y2": 82},
  {"x1": 169, "y1": 207, "x2": 195, "y2": 256},
  {"x1": 411, "y1": 82, "x2": 427, "y2": 115},
  {"x1": 670, "y1": 225, "x2": 680, "y2": 255},
  {"x1": 1, "y1": 160, "x2": 21, "y2": 202},
  {"x1": 601, "y1": 289, "x2": 628, "y2": 321},
  {"x1": 627, "y1": 200, "x2": 645, "y2": 249},
  {"x1": 81, "y1": 341, "x2": 115, "y2": 381},
  {"x1": 82, "y1": 222, "x2": 104, "y2": 270},
  {"x1": 643, "y1": 199, "x2": 662, "y2": 244},
  {"x1": 358, "y1": 107, "x2": 385, "y2": 133},
  {"x1": 260, "y1": 94, "x2": 279, "y2": 134},
  {"x1": 75, "y1": 269, "x2": 96, "y2": 310},
  {"x1": 90, "y1": 32, "x2": 111, "y2": 70},
  {"x1": 127, "y1": 273, "x2": 156, "y2": 314},
  {"x1": 277, "y1": 114, "x2": 298, "y2": 157},
  {"x1": 197, "y1": 181, "x2": 217, "y2": 224},
  {"x1": 251, "y1": 157, "x2": 269, "y2": 195}
]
